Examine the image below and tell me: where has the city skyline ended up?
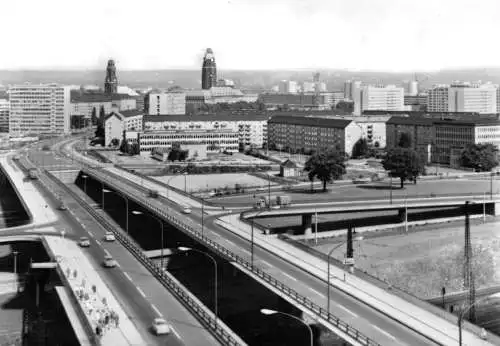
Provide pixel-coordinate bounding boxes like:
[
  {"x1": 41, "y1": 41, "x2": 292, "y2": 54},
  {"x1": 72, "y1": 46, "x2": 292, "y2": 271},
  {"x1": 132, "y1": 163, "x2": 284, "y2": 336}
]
[{"x1": 3, "y1": 0, "x2": 500, "y2": 72}]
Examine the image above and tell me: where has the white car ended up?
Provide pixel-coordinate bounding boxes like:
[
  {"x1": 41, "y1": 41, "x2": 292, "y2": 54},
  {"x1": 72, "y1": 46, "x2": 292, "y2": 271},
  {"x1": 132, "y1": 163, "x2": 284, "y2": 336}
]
[
  {"x1": 103, "y1": 255, "x2": 117, "y2": 268},
  {"x1": 152, "y1": 318, "x2": 171, "y2": 335},
  {"x1": 182, "y1": 208, "x2": 192, "y2": 214},
  {"x1": 79, "y1": 237, "x2": 90, "y2": 247},
  {"x1": 104, "y1": 232, "x2": 116, "y2": 242}
]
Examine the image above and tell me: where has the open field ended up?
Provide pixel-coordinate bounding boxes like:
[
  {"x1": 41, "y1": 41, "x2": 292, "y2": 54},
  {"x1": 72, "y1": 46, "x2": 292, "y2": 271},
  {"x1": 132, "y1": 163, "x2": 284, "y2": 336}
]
[
  {"x1": 152, "y1": 173, "x2": 279, "y2": 192},
  {"x1": 313, "y1": 220, "x2": 500, "y2": 299}
]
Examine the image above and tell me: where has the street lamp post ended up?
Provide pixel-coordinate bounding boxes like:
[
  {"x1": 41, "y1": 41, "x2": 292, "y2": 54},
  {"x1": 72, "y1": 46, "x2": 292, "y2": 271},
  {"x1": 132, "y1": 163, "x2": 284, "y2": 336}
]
[
  {"x1": 267, "y1": 173, "x2": 271, "y2": 208},
  {"x1": 178, "y1": 247, "x2": 218, "y2": 324},
  {"x1": 326, "y1": 236, "x2": 363, "y2": 314},
  {"x1": 490, "y1": 172, "x2": 494, "y2": 200},
  {"x1": 103, "y1": 189, "x2": 129, "y2": 233},
  {"x1": 133, "y1": 211, "x2": 165, "y2": 269},
  {"x1": 101, "y1": 183, "x2": 106, "y2": 211},
  {"x1": 389, "y1": 174, "x2": 393, "y2": 204},
  {"x1": 483, "y1": 191, "x2": 486, "y2": 223},
  {"x1": 404, "y1": 192, "x2": 408, "y2": 233},
  {"x1": 184, "y1": 172, "x2": 188, "y2": 193},
  {"x1": 458, "y1": 296, "x2": 491, "y2": 345},
  {"x1": 260, "y1": 309, "x2": 313, "y2": 346},
  {"x1": 13, "y1": 251, "x2": 18, "y2": 275}
]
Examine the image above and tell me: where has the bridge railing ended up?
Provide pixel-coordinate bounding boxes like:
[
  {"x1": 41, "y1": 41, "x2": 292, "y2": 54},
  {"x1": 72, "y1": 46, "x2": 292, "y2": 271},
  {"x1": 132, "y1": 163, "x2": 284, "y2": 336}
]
[
  {"x1": 44, "y1": 170, "x2": 244, "y2": 346},
  {"x1": 84, "y1": 167, "x2": 382, "y2": 346}
]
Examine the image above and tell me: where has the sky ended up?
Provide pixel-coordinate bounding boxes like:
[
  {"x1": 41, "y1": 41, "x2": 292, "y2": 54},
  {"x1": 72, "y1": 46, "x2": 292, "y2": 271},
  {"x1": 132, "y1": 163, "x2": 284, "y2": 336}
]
[{"x1": 2, "y1": 0, "x2": 500, "y2": 71}]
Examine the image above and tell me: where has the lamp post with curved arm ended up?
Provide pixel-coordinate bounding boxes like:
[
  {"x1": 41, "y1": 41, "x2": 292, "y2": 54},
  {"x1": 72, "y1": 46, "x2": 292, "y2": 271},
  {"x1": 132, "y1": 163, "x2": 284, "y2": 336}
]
[
  {"x1": 260, "y1": 309, "x2": 313, "y2": 346},
  {"x1": 250, "y1": 209, "x2": 269, "y2": 269},
  {"x1": 178, "y1": 247, "x2": 218, "y2": 324},
  {"x1": 132, "y1": 211, "x2": 165, "y2": 269},
  {"x1": 327, "y1": 236, "x2": 363, "y2": 314},
  {"x1": 103, "y1": 188, "x2": 129, "y2": 233},
  {"x1": 458, "y1": 296, "x2": 490, "y2": 346}
]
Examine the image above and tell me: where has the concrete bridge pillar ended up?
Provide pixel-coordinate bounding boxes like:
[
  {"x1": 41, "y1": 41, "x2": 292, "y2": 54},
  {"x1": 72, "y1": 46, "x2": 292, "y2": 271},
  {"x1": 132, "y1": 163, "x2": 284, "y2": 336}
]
[
  {"x1": 302, "y1": 214, "x2": 312, "y2": 235},
  {"x1": 398, "y1": 208, "x2": 407, "y2": 222}
]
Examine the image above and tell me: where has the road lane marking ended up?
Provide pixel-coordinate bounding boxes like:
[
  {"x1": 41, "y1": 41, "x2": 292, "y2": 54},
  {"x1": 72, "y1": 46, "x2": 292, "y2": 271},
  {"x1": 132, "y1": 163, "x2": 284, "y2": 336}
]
[
  {"x1": 281, "y1": 272, "x2": 298, "y2": 282},
  {"x1": 137, "y1": 287, "x2": 146, "y2": 298},
  {"x1": 104, "y1": 250, "x2": 111, "y2": 257},
  {"x1": 260, "y1": 260, "x2": 273, "y2": 268},
  {"x1": 151, "y1": 304, "x2": 162, "y2": 317},
  {"x1": 309, "y1": 288, "x2": 324, "y2": 297},
  {"x1": 123, "y1": 273, "x2": 133, "y2": 282},
  {"x1": 372, "y1": 325, "x2": 396, "y2": 340},
  {"x1": 170, "y1": 326, "x2": 182, "y2": 340},
  {"x1": 87, "y1": 231, "x2": 94, "y2": 238},
  {"x1": 336, "y1": 304, "x2": 358, "y2": 317},
  {"x1": 95, "y1": 240, "x2": 101, "y2": 246}
]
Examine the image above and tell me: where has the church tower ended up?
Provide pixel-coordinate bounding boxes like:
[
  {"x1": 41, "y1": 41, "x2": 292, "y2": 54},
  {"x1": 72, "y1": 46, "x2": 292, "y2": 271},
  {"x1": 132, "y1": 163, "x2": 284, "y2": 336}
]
[
  {"x1": 201, "y1": 48, "x2": 217, "y2": 90},
  {"x1": 104, "y1": 59, "x2": 118, "y2": 94}
]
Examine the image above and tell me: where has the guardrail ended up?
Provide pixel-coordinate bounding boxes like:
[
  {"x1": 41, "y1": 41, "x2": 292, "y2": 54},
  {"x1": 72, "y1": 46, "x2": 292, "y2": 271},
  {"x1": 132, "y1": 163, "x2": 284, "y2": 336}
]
[
  {"x1": 83, "y1": 167, "x2": 381, "y2": 346},
  {"x1": 43, "y1": 170, "x2": 242, "y2": 346}
]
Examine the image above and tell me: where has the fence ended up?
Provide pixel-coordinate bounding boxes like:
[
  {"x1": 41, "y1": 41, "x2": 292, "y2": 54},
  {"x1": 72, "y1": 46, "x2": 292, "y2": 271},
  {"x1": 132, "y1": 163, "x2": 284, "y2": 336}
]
[
  {"x1": 44, "y1": 170, "x2": 243, "y2": 346},
  {"x1": 82, "y1": 167, "x2": 382, "y2": 346}
]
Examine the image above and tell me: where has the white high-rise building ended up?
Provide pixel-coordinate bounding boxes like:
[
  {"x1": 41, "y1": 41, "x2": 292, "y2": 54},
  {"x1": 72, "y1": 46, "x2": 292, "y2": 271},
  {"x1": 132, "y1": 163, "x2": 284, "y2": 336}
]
[
  {"x1": 278, "y1": 80, "x2": 298, "y2": 93},
  {"x1": 9, "y1": 83, "x2": 71, "y2": 136},
  {"x1": 359, "y1": 85, "x2": 404, "y2": 114},
  {"x1": 146, "y1": 90, "x2": 186, "y2": 115},
  {"x1": 302, "y1": 82, "x2": 315, "y2": 92},
  {"x1": 427, "y1": 82, "x2": 497, "y2": 113},
  {"x1": 0, "y1": 99, "x2": 9, "y2": 133},
  {"x1": 407, "y1": 81, "x2": 419, "y2": 96}
]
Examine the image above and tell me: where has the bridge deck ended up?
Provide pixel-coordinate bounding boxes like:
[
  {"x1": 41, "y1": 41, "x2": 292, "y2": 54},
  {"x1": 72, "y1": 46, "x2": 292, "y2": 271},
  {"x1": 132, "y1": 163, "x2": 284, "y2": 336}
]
[
  {"x1": 144, "y1": 248, "x2": 174, "y2": 258},
  {"x1": 55, "y1": 286, "x2": 93, "y2": 346}
]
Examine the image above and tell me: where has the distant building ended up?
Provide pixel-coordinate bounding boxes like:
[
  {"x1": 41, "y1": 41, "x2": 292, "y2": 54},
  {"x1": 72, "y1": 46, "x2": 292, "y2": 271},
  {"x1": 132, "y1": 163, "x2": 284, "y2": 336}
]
[
  {"x1": 185, "y1": 87, "x2": 258, "y2": 108},
  {"x1": 280, "y1": 159, "x2": 303, "y2": 177},
  {"x1": 259, "y1": 92, "x2": 338, "y2": 111},
  {"x1": 278, "y1": 80, "x2": 298, "y2": 94},
  {"x1": 407, "y1": 81, "x2": 419, "y2": 96},
  {"x1": 202, "y1": 48, "x2": 217, "y2": 90},
  {"x1": 9, "y1": 83, "x2": 71, "y2": 136},
  {"x1": 70, "y1": 93, "x2": 137, "y2": 119},
  {"x1": 104, "y1": 59, "x2": 118, "y2": 94},
  {"x1": 427, "y1": 82, "x2": 497, "y2": 113},
  {"x1": 0, "y1": 99, "x2": 9, "y2": 133},
  {"x1": 104, "y1": 110, "x2": 143, "y2": 146},
  {"x1": 145, "y1": 90, "x2": 186, "y2": 115},
  {"x1": 143, "y1": 112, "x2": 267, "y2": 149},
  {"x1": 359, "y1": 85, "x2": 405, "y2": 114},
  {"x1": 268, "y1": 115, "x2": 363, "y2": 156}
]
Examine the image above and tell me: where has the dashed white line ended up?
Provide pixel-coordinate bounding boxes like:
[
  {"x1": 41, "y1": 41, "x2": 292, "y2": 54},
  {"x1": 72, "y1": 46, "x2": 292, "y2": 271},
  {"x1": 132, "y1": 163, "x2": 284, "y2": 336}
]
[
  {"x1": 372, "y1": 325, "x2": 396, "y2": 340},
  {"x1": 336, "y1": 304, "x2": 358, "y2": 317},
  {"x1": 151, "y1": 304, "x2": 162, "y2": 317},
  {"x1": 260, "y1": 260, "x2": 273, "y2": 268},
  {"x1": 87, "y1": 231, "x2": 94, "y2": 238},
  {"x1": 309, "y1": 288, "x2": 324, "y2": 297},
  {"x1": 95, "y1": 240, "x2": 101, "y2": 246},
  {"x1": 281, "y1": 272, "x2": 298, "y2": 282},
  {"x1": 137, "y1": 287, "x2": 146, "y2": 298},
  {"x1": 170, "y1": 327, "x2": 182, "y2": 340},
  {"x1": 104, "y1": 250, "x2": 111, "y2": 257},
  {"x1": 123, "y1": 272, "x2": 133, "y2": 282}
]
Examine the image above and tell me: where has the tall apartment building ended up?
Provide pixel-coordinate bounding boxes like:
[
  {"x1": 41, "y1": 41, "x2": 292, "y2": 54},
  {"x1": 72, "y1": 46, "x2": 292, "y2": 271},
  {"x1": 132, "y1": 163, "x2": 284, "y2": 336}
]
[
  {"x1": 0, "y1": 99, "x2": 9, "y2": 133},
  {"x1": 278, "y1": 80, "x2": 298, "y2": 93},
  {"x1": 145, "y1": 90, "x2": 186, "y2": 115},
  {"x1": 358, "y1": 85, "x2": 404, "y2": 114},
  {"x1": 427, "y1": 82, "x2": 497, "y2": 113},
  {"x1": 9, "y1": 84, "x2": 71, "y2": 136}
]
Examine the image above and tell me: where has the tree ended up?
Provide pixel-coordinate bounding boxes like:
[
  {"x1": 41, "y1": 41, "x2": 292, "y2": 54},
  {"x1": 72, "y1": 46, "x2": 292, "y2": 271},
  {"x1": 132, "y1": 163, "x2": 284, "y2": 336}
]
[
  {"x1": 382, "y1": 148, "x2": 425, "y2": 188},
  {"x1": 398, "y1": 132, "x2": 412, "y2": 148},
  {"x1": 110, "y1": 138, "x2": 119, "y2": 147},
  {"x1": 99, "y1": 105, "x2": 106, "y2": 125},
  {"x1": 119, "y1": 140, "x2": 130, "y2": 154},
  {"x1": 352, "y1": 138, "x2": 369, "y2": 158},
  {"x1": 460, "y1": 143, "x2": 499, "y2": 172},
  {"x1": 304, "y1": 150, "x2": 346, "y2": 192}
]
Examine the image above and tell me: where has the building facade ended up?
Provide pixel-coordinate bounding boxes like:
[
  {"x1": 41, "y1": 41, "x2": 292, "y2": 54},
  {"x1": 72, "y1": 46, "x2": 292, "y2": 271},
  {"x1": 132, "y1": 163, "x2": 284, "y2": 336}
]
[
  {"x1": 202, "y1": 48, "x2": 217, "y2": 90},
  {"x1": 259, "y1": 92, "x2": 338, "y2": 110},
  {"x1": 9, "y1": 84, "x2": 71, "y2": 136},
  {"x1": 267, "y1": 115, "x2": 362, "y2": 156},
  {"x1": 104, "y1": 110, "x2": 143, "y2": 146},
  {"x1": 138, "y1": 130, "x2": 239, "y2": 154},
  {"x1": 278, "y1": 80, "x2": 298, "y2": 94},
  {"x1": 427, "y1": 82, "x2": 497, "y2": 114},
  {"x1": 143, "y1": 113, "x2": 267, "y2": 149},
  {"x1": 145, "y1": 91, "x2": 186, "y2": 115},
  {"x1": 359, "y1": 85, "x2": 405, "y2": 114},
  {"x1": 70, "y1": 93, "x2": 137, "y2": 119},
  {"x1": 0, "y1": 99, "x2": 9, "y2": 133}
]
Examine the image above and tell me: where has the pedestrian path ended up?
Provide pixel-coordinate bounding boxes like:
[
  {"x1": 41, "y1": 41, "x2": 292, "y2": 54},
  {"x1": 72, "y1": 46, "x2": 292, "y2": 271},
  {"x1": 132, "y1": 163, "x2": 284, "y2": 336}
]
[
  {"x1": 216, "y1": 213, "x2": 494, "y2": 346},
  {"x1": 0, "y1": 156, "x2": 57, "y2": 226},
  {"x1": 44, "y1": 236, "x2": 144, "y2": 346}
]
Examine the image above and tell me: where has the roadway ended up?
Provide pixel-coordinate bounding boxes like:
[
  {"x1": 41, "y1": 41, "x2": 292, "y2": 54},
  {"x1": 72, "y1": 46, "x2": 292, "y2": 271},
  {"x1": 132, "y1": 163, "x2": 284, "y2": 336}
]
[
  {"x1": 80, "y1": 161, "x2": 440, "y2": 345},
  {"x1": 209, "y1": 177, "x2": 500, "y2": 208},
  {"x1": 17, "y1": 149, "x2": 221, "y2": 346}
]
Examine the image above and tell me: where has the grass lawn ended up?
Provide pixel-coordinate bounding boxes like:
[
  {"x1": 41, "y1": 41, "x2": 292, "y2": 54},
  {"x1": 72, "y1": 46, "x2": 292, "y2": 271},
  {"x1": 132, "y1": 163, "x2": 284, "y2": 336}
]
[{"x1": 313, "y1": 220, "x2": 500, "y2": 299}]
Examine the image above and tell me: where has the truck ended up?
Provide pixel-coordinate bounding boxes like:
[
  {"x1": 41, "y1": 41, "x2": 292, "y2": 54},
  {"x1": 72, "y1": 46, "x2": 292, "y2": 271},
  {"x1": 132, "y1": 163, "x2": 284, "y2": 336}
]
[
  {"x1": 28, "y1": 168, "x2": 38, "y2": 180},
  {"x1": 276, "y1": 195, "x2": 291, "y2": 207}
]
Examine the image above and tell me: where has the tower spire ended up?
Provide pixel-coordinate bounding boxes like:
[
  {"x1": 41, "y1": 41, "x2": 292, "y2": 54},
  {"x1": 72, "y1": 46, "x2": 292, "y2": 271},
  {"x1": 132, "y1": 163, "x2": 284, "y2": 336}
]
[
  {"x1": 201, "y1": 48, "x2": 217, "y2": 90},
  {"x1": 104, "y1": 59, "x2": 118, "y2": 94}
]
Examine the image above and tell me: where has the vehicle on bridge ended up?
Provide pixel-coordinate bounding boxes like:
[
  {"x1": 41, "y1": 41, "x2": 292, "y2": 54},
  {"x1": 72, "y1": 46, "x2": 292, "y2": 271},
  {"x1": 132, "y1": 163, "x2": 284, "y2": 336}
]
[
  {"x1": 152, "y1": 318, "x2": 171, "y2": 335},
  {"x1": 182, "y1": 207, "x2": 192, "y2": 214},
  {"x1": 28, "y1": 168, "x2": 38, "y2": 180},
  {"x1": 103, "y1": 255, "x2": 117, "y2": 268},
  {"x1": 79, "y1": 237, "x2": 90, "y2": 247},
  {"x1": 104, "y1": 232, "x2": 116, "y2": 242},
  {"x1": 148, "y1": 189, "x2": 159, "y2": 198},
  {"x1": 58, "y1": 200, "x2": 67, "y2": 210}
]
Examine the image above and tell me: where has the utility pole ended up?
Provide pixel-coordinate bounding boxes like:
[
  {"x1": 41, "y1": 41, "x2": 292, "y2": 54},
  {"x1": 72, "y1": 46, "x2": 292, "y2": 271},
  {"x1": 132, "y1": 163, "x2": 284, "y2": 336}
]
[{"x1": 463, "y1": 201, "x2": 476, "y2": 323}]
